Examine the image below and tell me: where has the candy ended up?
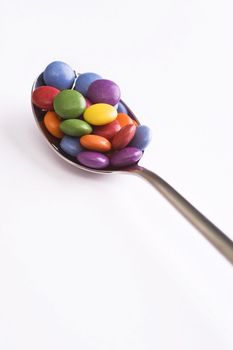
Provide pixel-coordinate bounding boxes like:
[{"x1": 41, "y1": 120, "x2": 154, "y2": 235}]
[
  {"x1": 111, "y1": 147, "x2": 142, "y2": 168},
  {"x1": 44, "y1": 111, "x2": 64, "y2": 138},
  {"x1": 75, "y1": 72, "x2": 102, "y2": 96},
  {"x1": 112, "y1": 124, "x2": 136, "y2": 150},
  {"x1": 80, "y1": 135, "x2": 111, "y2": 152},
  {"x1": 84, "y1": 103, "x2": 117, "y2": 126},
  {"x1": 77, "y1": 151, "x2": 109, "y2": 169},
  {"x1": 87, "y1": 79, "x2": 120, "y2": 106},
  {"x1": 85, "y1": 98, "x2": 92, "y2": 108},
  {"x1": 43, "y1": 61, "x2": 75, "y2": 90},
  {"x1": 117, "y1": 101, "x2": 128, "y2": 114},
  {"x1": 33, "y1": 61, "x2": 152, "y2": 171},
  {"x1": 32, "y1": 86, "x2": 60, "y2": 110},
  {"x1": 93, "y1": 120, "x2": 121, "y2": 140},
  {"x1": 54, "y1": 90, "x2": 86, "y2": 119},
  {"x1": 116, "y1": 113, "x2": 134, "y2": 127},
  {"x1": 129, "y1": 125, "x2": 152, "y2": 150},
  {"x1": 60, "y1": 119, "x2": 92, "y2": 137},
  {"x1": 60, "y1": 136, "x2": 83, "y2": 157}
]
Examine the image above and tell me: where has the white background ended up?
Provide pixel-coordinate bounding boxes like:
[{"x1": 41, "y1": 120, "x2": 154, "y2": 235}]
[{"x1": 0, "y1": 0, "x2": 233, "y2": 349}]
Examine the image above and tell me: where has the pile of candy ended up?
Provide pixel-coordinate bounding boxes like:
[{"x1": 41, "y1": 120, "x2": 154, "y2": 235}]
[{"x1": 32, "y1": 61, "x2": 152, "y2": 170}]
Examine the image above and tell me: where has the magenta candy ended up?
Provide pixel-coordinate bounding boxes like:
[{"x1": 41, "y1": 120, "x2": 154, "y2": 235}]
[
  {"x1": 111, "y1": 147, "x2": 142, "y2": 168},
  {"x1": 85, "y1": 98, "x2": 92, "y2": 108},
  {"x1": 77, "y1": 151, "x2": 109, "y2": 169},
  {"x1": 87, "y1": 79, "x2": 121, "y2": 106}
]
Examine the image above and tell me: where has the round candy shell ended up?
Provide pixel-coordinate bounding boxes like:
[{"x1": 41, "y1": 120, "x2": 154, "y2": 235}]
[
  {"x1": 43, "y1": 61, "x2": 75, "y2": 90},
  {"x1": 111, "y1": 147, "x2": 142, "y2": 168},
  {"x1": 87, "y1": 79, "x2": 120, "y2": 106},
  {"x1": 112, "y1": 124, "x2": 136, "y2": 150},
  {"x1": 84, "y1": 103, "x2": 117, "y2": 126},
  {"x1": 129, "y1": 125, "x2": 152, "y2": 150},
  {"x1": 54, "y1": 90, "x2": 86, "y2": 119},
  {"x1": 60, "y1": 136, "x2": 83, "y2": 157},
  {"x1": 80, "y1": 135, "x2": 111, "y2": 152},
  {"x1": 75, "y1": 72, "x2": 102, "y2": 96},
  {"x1": 60, "y1": 119, "x2": 92, "y2": 137},
  {"x1": 77, "y1": 151, "x2": 109, "y2": 169},
  {"x1": 44, "y1": 111, "x2": 64, "y2": 138},
  {"x1": 32, "y1": 86, "x2": 60, "y2": 110},
  {"x1": 92, "y1": 120, "x2": 120, "y2": 140}
]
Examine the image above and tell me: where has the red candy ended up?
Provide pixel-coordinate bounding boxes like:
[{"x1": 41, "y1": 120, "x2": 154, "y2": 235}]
[
  {"x1": 32, "y1": 86, "x2": 60, "y2": 110},
  {"x1": 93, "y1": 120, "x2": 121, "y2": 140},
  {"x1": 112, "y1": 124, "x2": 136, "y2": 150}
]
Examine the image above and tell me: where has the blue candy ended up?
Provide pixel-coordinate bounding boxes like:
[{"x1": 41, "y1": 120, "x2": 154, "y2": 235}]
[
  {"x1": 117, "y1": 101, "x2": 128, "y2": 114},
  {"x1": 129, "y1": 125, "x2": 152, "y2": 150},
  {"x1": 60, "y1": 136, "x2": 83, "y2": 157},
  {"x1": 43, "y1": 61, "x2": 75, "y2": 90},
  {"x1": 75, "y1": 72, "x2": 102, "y2": 96}
]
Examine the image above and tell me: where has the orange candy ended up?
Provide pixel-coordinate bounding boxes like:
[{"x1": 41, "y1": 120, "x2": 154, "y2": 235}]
[
  {"x1": 116, "y1": 113, "x2": 134, "y2": 127},
  {"x1": 80, "y1": 134, "x2": 111, "y2": 152},
  {"x1": 44, "y1": 111, "x2": 64, "y2": 138}
]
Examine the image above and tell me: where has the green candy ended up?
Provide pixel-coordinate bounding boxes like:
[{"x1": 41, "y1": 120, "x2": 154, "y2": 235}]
[
  {"x1": 54, "y1": 90, "x2": 86, "y2": 119},
  {"x1": 60, "y1": 119, "x2": 92, "y2": 136}
]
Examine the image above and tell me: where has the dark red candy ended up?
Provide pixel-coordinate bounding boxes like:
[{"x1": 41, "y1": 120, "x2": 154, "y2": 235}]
[
  {"x1": 93, "y1": 120, "x2": 121, "y2": 140},
  {"x1": 112, "y1": 124, "x2": 136, "y2": 150},
  {"x1": 32, "y1": 86, "x2": 60, "y2": 110}
]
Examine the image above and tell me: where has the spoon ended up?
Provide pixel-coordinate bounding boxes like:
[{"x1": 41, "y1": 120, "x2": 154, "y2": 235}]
[{"x1": 32, "y1": 74, "x2": 233, "y2": 265}]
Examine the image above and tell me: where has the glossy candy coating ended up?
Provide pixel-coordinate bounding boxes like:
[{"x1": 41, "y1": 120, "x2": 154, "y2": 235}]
[
  {"x1": 111, "y1": 147, "x2": 142, "y2": 168},
  {"x1": 75, "y1": 72, "x2": 102, "y2": 96},
  {"x1": 80, "y1": 135, "x2": 111, "y2": 152},
  {"x1": 32, "y1": 86, "x2": 60, "y2": 110},
  {"x1": 116, "y1": 113, "x2": 134, "y2": 128},
  {"x1": 77, "y1": 151, "x2": 109, "y2": 169},
  {"x1": 117, "y1": 101, "x2": 128, "y2": 114},
  {"x1": 60, "y1": 136, "x2": 83, "y2": 157},
  {"x1": 84, "y1": 103, "x2": 117, "y2": 126},
  {"x1": 87, "y1": 79, "x2": 121, "y2": 106},
  {"x1": 60, "y1": 119, "x2": 92, "y2": 137},
  {"x1": 44, "y1": 111, "x2": 64, "y2": 138},
  {"x1": 54, "y1": 90, "x2": 86, "y2": 119},
  {"x1": 43, "y1": 61, "x2": 75, "y2": 90},
  {"x1": 112, "y1": 124, "x2": 136, "y2": 150},
  {"x1": 129, "y1": 125, "x2": 152, "y2": 150},
  {"x1": 93, "y1": 120, "x2": 121, "y2": 140}
]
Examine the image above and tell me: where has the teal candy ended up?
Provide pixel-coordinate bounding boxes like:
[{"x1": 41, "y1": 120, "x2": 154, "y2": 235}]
[{"x1": 54, "y1": 90, "x2": 86, "y2": 119}]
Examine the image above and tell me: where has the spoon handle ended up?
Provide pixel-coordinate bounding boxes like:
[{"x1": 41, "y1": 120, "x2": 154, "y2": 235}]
[{"x1": 132, "y1": 167, "x2": 233, "y2": 265}]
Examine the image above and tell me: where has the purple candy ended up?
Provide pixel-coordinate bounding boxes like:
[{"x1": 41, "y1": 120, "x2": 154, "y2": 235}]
[
  {"x1": 87, "y1": 79, "x2": 121, "y2": 106},
  {"x1": 77, "y1": 151, "x2": 109, "y2": 169},
  {"x1": 111, "y1": 147, "x2": 142, "y2": 168}
]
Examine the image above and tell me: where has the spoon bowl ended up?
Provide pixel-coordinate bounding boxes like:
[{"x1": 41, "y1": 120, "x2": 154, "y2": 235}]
[
  {"x1": 31, "y1": 72, "x2": 233, "y2": 265},
  {"x1": 32, "y1": 74, "x2": 141, "y2": 174}
]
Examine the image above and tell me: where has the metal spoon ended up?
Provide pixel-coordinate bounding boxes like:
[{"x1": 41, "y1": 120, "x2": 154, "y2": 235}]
[{"x1": 32, "y1": 74, "x2": 233, "y2": 265}]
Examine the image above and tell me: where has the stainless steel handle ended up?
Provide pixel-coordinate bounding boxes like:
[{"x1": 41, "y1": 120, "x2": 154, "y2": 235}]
[{"x1": 131, "y1": 167, "x2": 233, "y2": 265}]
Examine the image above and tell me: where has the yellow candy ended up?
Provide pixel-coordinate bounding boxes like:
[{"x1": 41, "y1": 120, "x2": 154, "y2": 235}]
[{"x1": 83, "y1": 103, "x2": 117, "y2": 126}]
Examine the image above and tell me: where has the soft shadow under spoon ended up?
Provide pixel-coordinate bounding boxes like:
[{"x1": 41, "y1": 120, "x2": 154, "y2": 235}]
[{"x1": 32, "y1": 75, "x2": 233, "y2": 266}]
